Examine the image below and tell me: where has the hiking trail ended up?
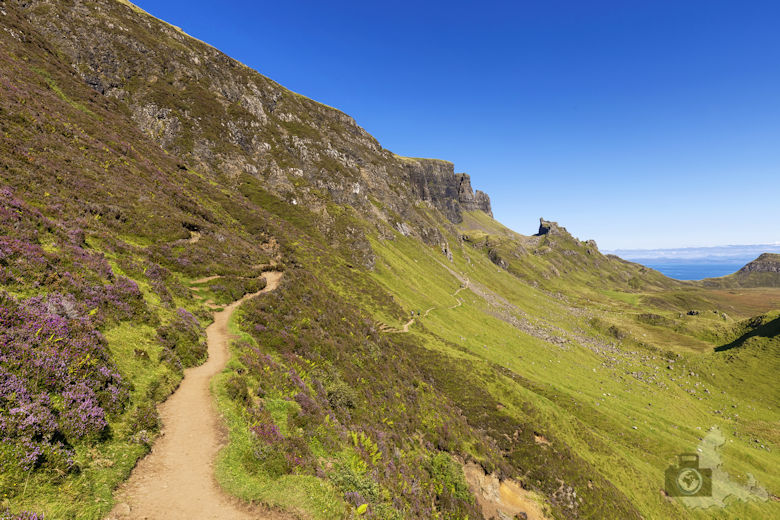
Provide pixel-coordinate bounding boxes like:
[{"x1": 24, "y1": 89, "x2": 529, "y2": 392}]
[
  {"x1": 106, "y1": 271, "x2": 286, "y2": 520},
  {"x1": 379, "y1": 281, "x2": 469, "y2": 334}
]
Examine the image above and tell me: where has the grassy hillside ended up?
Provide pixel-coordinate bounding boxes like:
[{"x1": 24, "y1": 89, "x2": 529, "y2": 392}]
[{"x1": 0, "y1": 1, "x2": 777, "y2": 520}]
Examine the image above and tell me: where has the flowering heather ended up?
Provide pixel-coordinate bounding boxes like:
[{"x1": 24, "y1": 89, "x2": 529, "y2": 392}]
[
  {"x1": 293, "y1": 391, "x2": 319, "y2": 416},
  {"x1": 0, "y1": 510, "x2": 44, "y2": 520},
  {"x1": 0, "y1": 294, "x2": 128, "y2": 470},
  {"x1": 61, "y1": 383, "x2": 108, "y2": 439},
  {"x1": 80, "y1": 276, "x2": 146, "y2": 324},
  {"x1": 251, "y1": 421, "x2": 283, "y2": 444},
  {"x1": 156, "y1": 307, "x2": 207, "y2": 368},
  {"x1": 145, "y1": 262, "x2": 174, "y2": 305}
]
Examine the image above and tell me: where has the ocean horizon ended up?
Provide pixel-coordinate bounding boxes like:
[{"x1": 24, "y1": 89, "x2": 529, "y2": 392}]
[
  {"x1": 605, "y1": 244, "x2": 780, "y2": 281},
  {"x1": 639, "y1": 261, "x2": 745, "y2": 281}
]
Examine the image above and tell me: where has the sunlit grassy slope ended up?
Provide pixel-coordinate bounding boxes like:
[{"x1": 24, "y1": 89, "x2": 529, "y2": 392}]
[{"x1": 367, "y1": 211, "x2": 779, "y2": 520}]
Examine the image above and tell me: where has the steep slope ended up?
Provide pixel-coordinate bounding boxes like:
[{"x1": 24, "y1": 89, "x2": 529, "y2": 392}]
[
  {"x1": 0, "y1": 2, "x2": 778, "y2": 520},
  {"x1": 14, "y1": 0, "x2": 496, "y2": 268}
]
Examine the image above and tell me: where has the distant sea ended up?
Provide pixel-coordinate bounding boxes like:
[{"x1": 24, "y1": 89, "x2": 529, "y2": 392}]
[
  {"x1": 639, "y1": 262, "x2": 745, "y2": 281},
  {"x1": 604, "y1": 243, "x2": 780, "y2": 282}
]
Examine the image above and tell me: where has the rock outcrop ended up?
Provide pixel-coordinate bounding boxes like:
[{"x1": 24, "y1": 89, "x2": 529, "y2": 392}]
[
  {"x1": 455, "y1": 173, "x2": 493, "y2": 217},
  {"x1": 403, "y1": 158, "x2": 492, "y2": 223},
  {"x1": 738, "y1": 253, "x2": 780, "y2": 273},
  {"x1": 535, "y1": 218, "x2": 568, "y2": 237}
]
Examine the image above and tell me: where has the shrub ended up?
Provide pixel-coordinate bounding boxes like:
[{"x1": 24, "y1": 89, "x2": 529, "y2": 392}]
[
  {"x1": 156, "y1": 308, "x2": 207, "y2": 368},
  {"x1": 0, "y1": 294, "x2": 127, "y2": 473},
  {"x1": 325, "y1": 379, "x2": 358, "y2": 410},
  {"x1": 427, "y1": 452, "x2": 472, "y2": 502},
  {"x1": 224, "y1": 374, "x2": 250, "y2": 403},
  {"x1": 130, "y1": 403, "x2": 161, "y2": 434}
]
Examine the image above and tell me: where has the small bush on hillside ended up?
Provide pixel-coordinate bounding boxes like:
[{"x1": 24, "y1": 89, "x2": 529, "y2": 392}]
[
  {"x1": 156, "y1": 308, "x2": 207, "y2": 368},
  {"x1": 325, "y1": 379, "x2": 358, "y2": 410},
  {"x1": 224, "y1": 374, "x2": 250, "y2": 404}
]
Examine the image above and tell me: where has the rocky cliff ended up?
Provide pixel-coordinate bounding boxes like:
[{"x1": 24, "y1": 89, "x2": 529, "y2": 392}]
[
  {"x1": 403, "y1": 158, "x2": 492, "y2": 223},
  {"x1": 15, "y1": 0, "x2": 492, "y2": 244},
  {"x1": 535, "y1": 218, "x2": 566, "y2": 236},
  {"x1": 455, "y1": 173, "x2": 492, "y2": 217}
]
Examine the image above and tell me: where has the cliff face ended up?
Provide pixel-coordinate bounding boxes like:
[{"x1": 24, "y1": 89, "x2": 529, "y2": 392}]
[
  {"x1": 14, "y1": 0, "x2": 492, "y2": 242},
  {"x1": 404, "y1": 159, "x2": 492, "y2": 223},
  {"x1": 455, "y1": 173, "x2": 493, "y2": 217}
]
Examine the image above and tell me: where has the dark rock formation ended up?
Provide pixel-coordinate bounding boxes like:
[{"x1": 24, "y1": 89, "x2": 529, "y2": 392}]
[
  {"x1": 455, "y1": 173, "x2": 493, "y2": 217},
  {"x1": 535, "y1": 218, "x2": 568, "y2": 237},
  {"x1": 403, "y1": 159, "x2": 492, "y2": 223},
  {"x1": 404, "y1": 159, "x2": 462, "y2": 222},
  {"x1": 738, "y1": 253, "x2": 780, "y2": 273}
]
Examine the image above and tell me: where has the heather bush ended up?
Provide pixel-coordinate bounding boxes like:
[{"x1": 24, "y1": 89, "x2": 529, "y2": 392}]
[
  {"x1": 145, "y1": 262, "x2": 174, "y2": 306},
  {"x1": 329, "y1": 462, "x2": 382, "y2": 505},
  {"x1": 224, "y1": 374, "x2": 250, "y2": 404},
  {"x1": 156, "y1": 307, "x2": 207, "y2": 368},
  {"x1": 325, "y1": 379, "x2": 357, "y2": 410},
  {"x1": 0, "y1": 294, "x2": 128, "y2": 473}
]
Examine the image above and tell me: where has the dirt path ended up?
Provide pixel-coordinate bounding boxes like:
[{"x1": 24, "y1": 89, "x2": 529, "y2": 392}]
[
  {"x1": 380, "y1": 281, "x2": 469, "y2": 334},
  {"x1": 107, "y1": 272, "x2": 284, "y2": 520}
]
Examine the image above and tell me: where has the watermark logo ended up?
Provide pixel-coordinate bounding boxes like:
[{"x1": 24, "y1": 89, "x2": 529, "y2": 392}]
[
  {"x1": 665, "y1": 453, "x2": 712, "y2": 497},
  {"x1": 665, "y1": 426, "x2": 769, "y2": 509}
]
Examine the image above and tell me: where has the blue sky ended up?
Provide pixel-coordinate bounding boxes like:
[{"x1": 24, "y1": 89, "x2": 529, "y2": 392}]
[{"x1": 133, "y1": 0, "x2": 780, "y2": 249}]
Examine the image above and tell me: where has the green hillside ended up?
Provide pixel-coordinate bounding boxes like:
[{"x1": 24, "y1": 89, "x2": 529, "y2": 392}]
[
  {"x1": 0, "y1": 1, "x2": 777, "y2": 519},
  {"x1": 702, "y1": 253, "x2": 780, "y2": 288}
]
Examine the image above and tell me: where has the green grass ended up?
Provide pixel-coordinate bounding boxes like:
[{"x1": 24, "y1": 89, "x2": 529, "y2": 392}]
[
  {"x1": 30, "y1": 66, "x2": 97, "y2": 118},
  {"x1": 600, "y1": 289, "x2": 641, "y2": 306},
  {"x1": 365, "y1": 222, "x2": 780, "y2": 519},
  {"x1": 3, "y1": 3, "x2": 778, "y2": 517},
  {"x1": 211, "y1": 309, "x2": 347, "y2": 520}
]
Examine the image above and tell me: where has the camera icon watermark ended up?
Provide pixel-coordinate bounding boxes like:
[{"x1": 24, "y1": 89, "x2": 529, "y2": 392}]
[
  {"x1": 664, "y1": 453, "x2": 712, "y2": 497},
  {"x1": 664, "y1": 426, "x2": 769, "y2": 509}
]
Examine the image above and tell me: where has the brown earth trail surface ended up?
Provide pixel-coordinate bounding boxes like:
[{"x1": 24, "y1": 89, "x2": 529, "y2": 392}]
[
  {"x1": 379, "y1": 282, "x2": 469, "y2": 333},
  {"x1": 107, "y1": 272, "x2": 285, "y2": 520}
]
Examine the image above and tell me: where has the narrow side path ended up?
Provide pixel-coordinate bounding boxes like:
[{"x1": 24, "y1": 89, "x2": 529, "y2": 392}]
[
  {"x1": 107, "y1": 272, "x2": 284, "y2": 520},
  {"x1": 380, "y1": 281, "x2": 469, "y2": 334}
]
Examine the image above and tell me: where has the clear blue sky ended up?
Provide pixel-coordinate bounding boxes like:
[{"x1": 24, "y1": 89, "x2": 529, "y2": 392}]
[{"x1": 133, "y1": 0, "x2": 780, "y2": 249}]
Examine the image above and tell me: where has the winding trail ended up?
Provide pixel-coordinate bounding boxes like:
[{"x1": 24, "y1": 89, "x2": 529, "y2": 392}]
[
  {"x1": 380, "y1": 282, "x2": 469, "y2": 334},
  {"x1": 107, "y1": 272, "x2": 284, "y2": 520}
]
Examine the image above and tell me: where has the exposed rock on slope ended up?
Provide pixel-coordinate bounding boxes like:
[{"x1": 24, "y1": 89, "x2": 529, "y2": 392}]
[
  {"x1": 17, "y1": 0, "x2": 492, "y2": 246},
  {"x1": 739, "y1": 253, "x2": 780, "y2": 273},
  {"x1": 535, "y1": 218, "x2": 566, "y2": 236},
  {"x1": 403, "y1": 157, "x2": 492, "y2": 223},
  {"x1": 456, "y1": 173, "x2": 493, "y2": 217}
]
